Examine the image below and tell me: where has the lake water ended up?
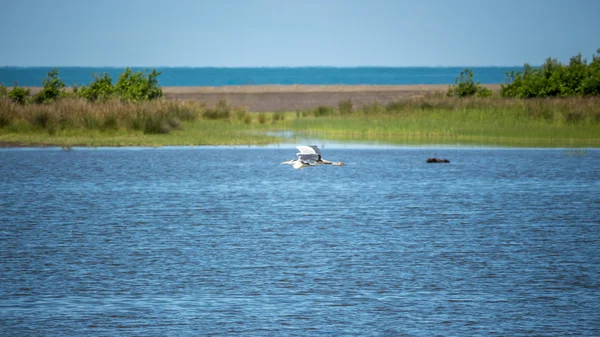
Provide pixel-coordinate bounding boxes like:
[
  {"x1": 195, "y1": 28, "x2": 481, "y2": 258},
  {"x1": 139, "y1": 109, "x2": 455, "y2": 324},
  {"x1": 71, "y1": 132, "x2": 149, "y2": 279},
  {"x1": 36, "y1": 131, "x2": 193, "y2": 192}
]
[
  {"x1": 0, "y1": 66, "x2": 522, "y2": 87},
  {"x1": 1, "y1": 146, "x2": 599, "y2": 336}
]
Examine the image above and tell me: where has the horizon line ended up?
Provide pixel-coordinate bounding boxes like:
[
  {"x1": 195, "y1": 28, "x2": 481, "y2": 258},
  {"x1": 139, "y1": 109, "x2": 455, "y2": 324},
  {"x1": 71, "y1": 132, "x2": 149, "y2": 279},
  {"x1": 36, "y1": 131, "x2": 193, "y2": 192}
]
[{"x1": 0, "y1": 65, "x2": 526, "y2": 69}]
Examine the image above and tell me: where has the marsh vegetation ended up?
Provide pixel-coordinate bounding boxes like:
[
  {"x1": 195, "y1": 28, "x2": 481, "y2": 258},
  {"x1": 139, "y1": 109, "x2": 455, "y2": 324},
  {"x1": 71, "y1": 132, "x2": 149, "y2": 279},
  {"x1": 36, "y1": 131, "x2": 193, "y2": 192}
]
[{"x1": 1, "y1": 51, "x2": 599, "y2": 148}]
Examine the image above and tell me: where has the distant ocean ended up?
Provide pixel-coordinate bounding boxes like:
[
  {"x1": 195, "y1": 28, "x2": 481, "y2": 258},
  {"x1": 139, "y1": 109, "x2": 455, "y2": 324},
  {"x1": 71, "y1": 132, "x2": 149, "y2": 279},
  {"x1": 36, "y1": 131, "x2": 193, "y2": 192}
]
[{"x1": 0, "y1": 66, "x2": 522, "y2": 87}]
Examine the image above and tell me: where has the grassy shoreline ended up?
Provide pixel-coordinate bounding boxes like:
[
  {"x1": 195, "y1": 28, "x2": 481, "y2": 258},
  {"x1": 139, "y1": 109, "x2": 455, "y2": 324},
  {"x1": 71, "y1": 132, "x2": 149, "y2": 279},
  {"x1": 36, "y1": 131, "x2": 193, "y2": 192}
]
[{"x1": 1, "y1": 93, "x2": 599, "y2": 148}]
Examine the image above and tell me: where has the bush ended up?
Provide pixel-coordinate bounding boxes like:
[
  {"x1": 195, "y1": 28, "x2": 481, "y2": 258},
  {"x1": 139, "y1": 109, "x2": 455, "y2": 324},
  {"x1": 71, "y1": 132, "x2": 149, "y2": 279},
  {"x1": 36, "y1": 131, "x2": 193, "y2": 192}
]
[
  {"x1": 447, "y1": 68, "x2": 493, "y2": 98},
  {"x1": 583, "y1": 49, "x2": 600, "y2": 96},
  {"x1": 35, "y1": 69, "x2": 66, "y2": 103},
  {"x1": 115, "y1": 68, "x2": 163, "y2": 101},
  {"x1": 475, "y1": 86, "x2": 493, "y2": 98},
  {"x1": 79, "y1": 73, "x2": 115, "y2": 102},
  {"x1": 8, "y1": 85, "x2": 30, "y2": 104},
  {"x1": 501, "y1": 49, "x2": 600, "y2": 98},
  {"x1": 0, "y1": 84, "x2": 7, "y2": 97}
]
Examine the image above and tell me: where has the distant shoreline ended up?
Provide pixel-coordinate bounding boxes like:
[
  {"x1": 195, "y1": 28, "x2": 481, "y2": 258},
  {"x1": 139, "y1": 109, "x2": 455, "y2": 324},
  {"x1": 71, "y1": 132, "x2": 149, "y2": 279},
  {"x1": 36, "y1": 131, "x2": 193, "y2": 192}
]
[{"x1": 23, "y1": 84, "x2": 501, "y2": 112}]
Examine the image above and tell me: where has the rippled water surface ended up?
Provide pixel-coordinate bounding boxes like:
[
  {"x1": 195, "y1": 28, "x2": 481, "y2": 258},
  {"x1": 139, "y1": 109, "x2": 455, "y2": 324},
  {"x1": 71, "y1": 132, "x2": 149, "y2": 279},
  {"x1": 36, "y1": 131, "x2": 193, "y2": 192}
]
[{"x1": 1, "y1": 147, "x2": 599, "y2": 336}]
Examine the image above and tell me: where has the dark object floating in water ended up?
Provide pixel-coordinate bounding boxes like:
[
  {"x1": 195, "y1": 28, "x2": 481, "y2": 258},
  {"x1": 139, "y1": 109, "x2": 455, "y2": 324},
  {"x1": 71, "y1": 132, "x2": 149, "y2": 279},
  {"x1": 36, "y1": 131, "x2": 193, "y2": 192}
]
[{"x1": 426, "y1": 158, "x2": 450, "y2": 163}]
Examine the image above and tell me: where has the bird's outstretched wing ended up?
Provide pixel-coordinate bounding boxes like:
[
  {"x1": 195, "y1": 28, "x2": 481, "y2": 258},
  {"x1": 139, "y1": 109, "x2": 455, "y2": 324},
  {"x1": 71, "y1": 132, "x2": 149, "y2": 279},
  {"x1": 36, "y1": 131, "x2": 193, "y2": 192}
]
[
  {"x1": 308, "y1": 145, "x2": 321, "y2": 156},
  {"x1": 296, "y1": 145, "x2": 319, "y2": 155}
]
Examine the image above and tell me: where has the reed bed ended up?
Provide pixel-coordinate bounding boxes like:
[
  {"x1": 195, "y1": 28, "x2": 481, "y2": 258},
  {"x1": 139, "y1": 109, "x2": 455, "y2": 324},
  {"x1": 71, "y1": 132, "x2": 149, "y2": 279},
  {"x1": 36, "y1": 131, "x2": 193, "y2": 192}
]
[
  {"x1": 284, "y1": 95, "x2": 600, "y2": 147},
  {"x1": 0, "y1": 94, "x2": 598, "y2": 147},
  {"x1": 0, "y1": 98, "x2": 282, "y2": 146}
]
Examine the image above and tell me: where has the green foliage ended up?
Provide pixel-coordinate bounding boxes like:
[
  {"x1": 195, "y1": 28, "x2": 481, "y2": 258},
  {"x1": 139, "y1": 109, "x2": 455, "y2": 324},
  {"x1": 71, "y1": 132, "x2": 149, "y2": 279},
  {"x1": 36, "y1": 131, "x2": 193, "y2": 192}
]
[
  {"x1": 35, "y1": 69, "x2": 66, "y2": 103},
  {"x1": 8, "y1": 84, "x2": 30, "y2": 104},
  {"x1": 79, "y1": 73, "x2": 115, "y2": 102},
  {"x1": 582, "y1": 49, "x2": 600, "y2": 96},
  {"x1": 73, "y1": 68, "x2": 164, "y2": 102},
  {"x1": 115, "y1": 68, "x2": 163, "y2": 101},
  {"x1": 0, "y1": 84, "x2": 8, "y2": 97},
  {"x1": 447, "y1": 68, "x2": 493, "y2": 98},
  {"x1": 501, "y1": 49, "x2": 600, "y2": 98}
]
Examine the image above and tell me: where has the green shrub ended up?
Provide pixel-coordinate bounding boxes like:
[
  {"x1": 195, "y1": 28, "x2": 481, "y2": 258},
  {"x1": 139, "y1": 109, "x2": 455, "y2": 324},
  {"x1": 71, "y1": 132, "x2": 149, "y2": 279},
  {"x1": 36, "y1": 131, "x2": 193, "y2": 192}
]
[
  {"x1": 447, "y1": 68, "x2": 492, "y2": 98},
  {"x1": 475, "y1": 86, "x2": 493, "y2": 98},
  {"x1": 8, "y1": 85, "x2": 30, "y2": 104},
  {"x1": 501, "y1": 49, "x2": 600, "y2": 98},
  {"x1": 79, "y1": 73, "x2": 115, "y2": 102},
  {"x1": 115, "y1": 68, "x2": 163, "y2": 101},
  {"x1": 35, "y1": 69, "x2": 66, "y2": 103},
  {"x1": 582, "y1": 49, "x2": 600, "y2": 96}
]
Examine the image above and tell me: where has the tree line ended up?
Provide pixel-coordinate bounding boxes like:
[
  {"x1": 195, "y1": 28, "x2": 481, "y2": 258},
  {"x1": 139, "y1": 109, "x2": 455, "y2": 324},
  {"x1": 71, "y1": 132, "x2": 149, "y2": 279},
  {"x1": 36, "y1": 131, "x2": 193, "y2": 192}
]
[
  {"x1": 0, "y1": 68, "x2": 163, "y2": 104},
  {"x1": 447, "y1": 49, "x2": 600, "y2": 98}
]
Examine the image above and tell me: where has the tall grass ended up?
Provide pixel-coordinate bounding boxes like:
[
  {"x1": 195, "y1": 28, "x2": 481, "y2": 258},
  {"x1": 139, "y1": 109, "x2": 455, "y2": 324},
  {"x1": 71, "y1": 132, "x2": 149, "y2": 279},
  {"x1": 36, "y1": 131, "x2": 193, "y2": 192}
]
[
  {"x1": 1, "y1": 95, "x2": 598, "y2": 147},
  {"x1": 0, "y1": 98, "x2": 206, "y2": 134},
  {"x1": 285, "y1": 95, "x2": 600, "y2": 147},
  {"x1": 0, "y1": 98, "x2": 286, "y2": 147}
]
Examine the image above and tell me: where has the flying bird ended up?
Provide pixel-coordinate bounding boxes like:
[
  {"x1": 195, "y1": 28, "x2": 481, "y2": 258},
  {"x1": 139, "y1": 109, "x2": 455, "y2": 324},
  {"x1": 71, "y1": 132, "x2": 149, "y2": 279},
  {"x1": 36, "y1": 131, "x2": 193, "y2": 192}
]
[{"x1": 281, "y1": 145, "x2": 346, "y2": 169}]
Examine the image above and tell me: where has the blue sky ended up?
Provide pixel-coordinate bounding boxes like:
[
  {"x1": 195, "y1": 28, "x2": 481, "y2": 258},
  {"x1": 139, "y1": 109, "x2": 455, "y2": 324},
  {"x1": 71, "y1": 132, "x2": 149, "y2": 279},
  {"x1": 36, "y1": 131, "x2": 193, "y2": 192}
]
[{"x1": 1, "y1": 0, "x2": 598, "y2": 67}]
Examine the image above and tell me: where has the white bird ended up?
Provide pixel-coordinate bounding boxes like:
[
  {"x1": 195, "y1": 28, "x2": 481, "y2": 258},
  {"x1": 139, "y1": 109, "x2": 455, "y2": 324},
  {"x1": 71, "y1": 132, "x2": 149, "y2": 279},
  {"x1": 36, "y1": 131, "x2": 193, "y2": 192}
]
[{"x1": 281, "y1": 145, "x2": 346, "y2": 169}]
